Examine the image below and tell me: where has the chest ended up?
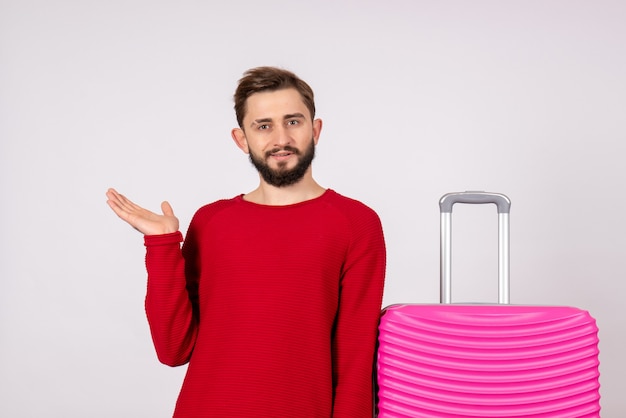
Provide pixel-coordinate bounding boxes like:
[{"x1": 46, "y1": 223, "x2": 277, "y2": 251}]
[{"x1": 193, "y1": 210, "x2": 351, "y2": 312}]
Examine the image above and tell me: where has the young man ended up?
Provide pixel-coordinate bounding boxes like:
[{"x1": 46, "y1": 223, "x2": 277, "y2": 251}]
[{"x1": 106, "y1": 67, "x2": 386, "y2": 417}]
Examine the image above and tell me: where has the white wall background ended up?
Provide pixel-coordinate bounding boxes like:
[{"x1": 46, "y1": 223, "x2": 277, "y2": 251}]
[{"x1": 1, "y1": 0, "x2": 624, "y2": 416}]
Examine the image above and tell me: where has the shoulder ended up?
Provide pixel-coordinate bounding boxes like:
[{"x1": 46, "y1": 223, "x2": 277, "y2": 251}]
[
  {"x1": 323, "y1": 190, "x2": 381, "y2": 221},
  {"x1": 323, "y1": 190, "x2": 386, "y2": 258},
  {"x1": 321, "y1": 190, "x2": 384, "y2": 238},
  {"x1": 189, "y1": 196, "x2": 241, "y2": 227}
]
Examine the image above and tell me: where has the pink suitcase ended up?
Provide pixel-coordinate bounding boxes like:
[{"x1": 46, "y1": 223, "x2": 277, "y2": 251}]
[{"x1": 376, "y1": 192, "x2": 601, "y2": 417}]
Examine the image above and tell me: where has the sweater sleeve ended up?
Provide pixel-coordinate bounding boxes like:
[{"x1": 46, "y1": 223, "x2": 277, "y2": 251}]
[
  {"x1": 332, "y1": 209, "x2": 386, "y2": 417},
  {"x1": 144, "y1": 231, "x2": 199, "y2": 367}
]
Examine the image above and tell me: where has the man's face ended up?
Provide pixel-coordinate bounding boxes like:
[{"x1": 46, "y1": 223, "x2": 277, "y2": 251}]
[{"x1": 232, "y1": 88, "x2": 322, "y2": 187}]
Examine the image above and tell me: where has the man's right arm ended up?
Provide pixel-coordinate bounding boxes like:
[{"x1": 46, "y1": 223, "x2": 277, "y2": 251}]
[
  {"x1": 144, "y1": 231, "x2": 199, "y2": 366},
  {"x1": 106, "y1": 188, "x2": 198, "y2": 366}
]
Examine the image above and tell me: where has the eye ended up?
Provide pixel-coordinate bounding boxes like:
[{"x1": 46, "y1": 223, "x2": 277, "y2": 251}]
[
  {"x1": 258, "y1": 124, "x2": 270, "y2": 130},
  {"x1": 287, "y1": 119, "x2": 300, "y2": 126}
]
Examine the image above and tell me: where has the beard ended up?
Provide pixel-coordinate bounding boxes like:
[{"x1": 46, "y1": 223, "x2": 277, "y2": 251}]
[{"x1": 248, "y1": 139, "x2": 316, "y2": 187}]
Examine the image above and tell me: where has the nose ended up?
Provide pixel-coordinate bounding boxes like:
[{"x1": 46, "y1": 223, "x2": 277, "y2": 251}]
[{"x1": 273, "y1": 125, "x2": 292, "y2": 148}]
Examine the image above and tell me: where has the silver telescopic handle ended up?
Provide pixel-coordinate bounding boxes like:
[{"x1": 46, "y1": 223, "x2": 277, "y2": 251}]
[{"x1": 439, "y1": 192, "x2": 511, "y2": 305}]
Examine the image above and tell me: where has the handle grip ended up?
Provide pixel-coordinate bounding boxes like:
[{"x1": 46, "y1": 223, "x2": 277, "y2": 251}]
[
  {"x1": 439, "y1": 191, "x2": 511, "y2": 214},
  {"x1": 439, "y1": 191, "x2": 511, "y2": 304}
]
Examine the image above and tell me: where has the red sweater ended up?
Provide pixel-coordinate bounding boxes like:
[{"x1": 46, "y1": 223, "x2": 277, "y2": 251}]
[{"x1": 144, "y1": 190, "x2": 386, "y2": 417}]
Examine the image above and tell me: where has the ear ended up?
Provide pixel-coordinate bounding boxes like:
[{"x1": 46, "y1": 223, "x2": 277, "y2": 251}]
[
  {"x1": 231, "y1": 128, "x2": 249, "y2": 154},
  {"x1": 312, "y1": 118, "x2": 323, "y2": 145}
]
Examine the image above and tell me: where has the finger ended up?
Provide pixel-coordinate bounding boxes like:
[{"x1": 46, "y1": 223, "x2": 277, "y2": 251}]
[
  {"x1": 106, "y1": 189, "x2": 125, "y2": 212},
  {"x1": 106, "y1": 188, "x2": 129, "y2": 208},
  {"x1": 107, "y1": 198, "x2": 132, "y2": 221},
  {"x1": 106, "y1": 188, "x2": 123, "y2": 207},
  {"x1": 106, "y1": 189, "x2": 143, "y2": 220},
  {"x1": 161, "y1": 201, "x2": 175, "y2": 217},
  {"x1": 110, "y1": 190, "x2": 143, "y2": 214}
]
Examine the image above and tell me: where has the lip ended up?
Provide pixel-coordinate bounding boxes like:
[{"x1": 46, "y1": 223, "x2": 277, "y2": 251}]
[{"x1": 270, "y1": 151, "x2": 294, "y2": 160}]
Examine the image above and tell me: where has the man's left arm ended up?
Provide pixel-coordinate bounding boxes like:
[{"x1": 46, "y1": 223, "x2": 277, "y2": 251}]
[{"x1": 332, "y1": 208, "x2": 386, "y2": 417}]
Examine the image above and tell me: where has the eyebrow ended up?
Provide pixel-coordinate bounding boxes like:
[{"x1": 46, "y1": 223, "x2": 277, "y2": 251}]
[
  {"x1": 251, "y1": 118, "x2": 273, "y2": 127},
  {"x1": 284, "y1": 113, "x2": 306, "y2": 120}
]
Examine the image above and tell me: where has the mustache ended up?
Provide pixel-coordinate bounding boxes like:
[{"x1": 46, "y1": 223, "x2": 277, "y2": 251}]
[{"x1": 265, "y1": 145, "x2": 300, "y2": 158}]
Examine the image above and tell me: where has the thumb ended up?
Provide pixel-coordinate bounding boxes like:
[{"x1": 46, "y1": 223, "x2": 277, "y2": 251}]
[{"x1": 161, "y1": 201, "x2": 175, "y2": 217}]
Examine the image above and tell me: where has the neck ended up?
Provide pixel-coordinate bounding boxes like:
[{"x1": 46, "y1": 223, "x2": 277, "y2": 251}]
[{"x1": 244, "y1": 175, "x2": 326, "y2": 206}]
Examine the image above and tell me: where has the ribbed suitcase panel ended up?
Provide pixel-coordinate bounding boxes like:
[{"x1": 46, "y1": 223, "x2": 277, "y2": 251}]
[{"x1": 376, "y1": 305, "x2": 601, "y2": 417}]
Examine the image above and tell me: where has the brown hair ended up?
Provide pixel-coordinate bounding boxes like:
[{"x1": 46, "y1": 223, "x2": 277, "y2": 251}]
[{"x1": 233, "y1": 66, "x2": 316, "y2": 128}]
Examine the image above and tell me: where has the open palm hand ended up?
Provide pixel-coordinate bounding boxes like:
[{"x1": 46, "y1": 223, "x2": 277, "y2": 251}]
[{"x1": 106, "y1": 188, "x2": 179, "y2": 235}]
